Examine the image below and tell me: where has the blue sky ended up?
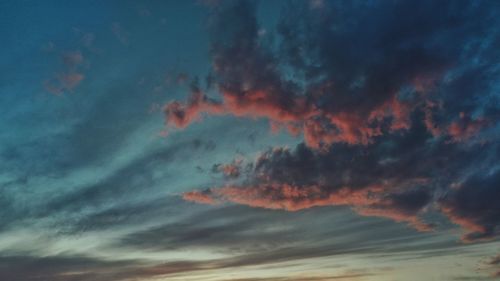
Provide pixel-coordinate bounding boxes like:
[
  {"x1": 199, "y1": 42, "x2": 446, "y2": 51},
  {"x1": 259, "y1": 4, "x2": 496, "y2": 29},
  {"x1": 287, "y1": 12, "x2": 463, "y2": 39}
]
[{"x1": 0, "y1": 0, "x2": 499, "y2": 280}]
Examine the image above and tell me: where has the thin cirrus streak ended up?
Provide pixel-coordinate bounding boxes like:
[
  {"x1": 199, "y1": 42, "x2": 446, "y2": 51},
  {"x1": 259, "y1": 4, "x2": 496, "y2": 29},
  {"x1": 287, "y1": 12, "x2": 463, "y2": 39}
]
[{"x1": 167, "y1": 0, "x2": 500, "y2": 243}]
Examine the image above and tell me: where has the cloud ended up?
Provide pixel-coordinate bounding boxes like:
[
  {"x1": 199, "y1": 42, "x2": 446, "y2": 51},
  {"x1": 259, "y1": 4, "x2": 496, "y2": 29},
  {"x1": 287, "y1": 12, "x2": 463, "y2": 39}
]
[
  {"x1": 184, "y1": 184, "x2": 433, "y2": 232},
  {"x1": 156, "y1": 0, "x2": 500, "y2": 242},
  {"x1": 62, "y1": 50, "x2": 84, "y2": 67},
  {"x1": 490, "y1": 254, "x2": 500, "y2": 277},
  {"x1": 7, "y1": 0, "x2": 499, "y2": 279},
  {"x1": 218, "y1": 273, "x2": 376, "y2": 281},
  {"x1": 211, "y1": 158, "x2": 244, "y2": 178},
  {"x1": 440, "y1": 170, "x2": 500, "y2": 242},
  {"x1": 164, "y1": 0, "x2": 499, "y2": 148},
  {"x1": 182, "y1": 112, "x2": 499, "y2": 237},
  {"x1": 182, "y1": 123, "x2": 436, "y2": 230},
  {"x1": 0, "y1": 202, "x2": 468, "y2": 281},
  {"x1": 490, "y1": 255, "x2": 500, "y2": 266},
  {"x1": 0, "y1": 255, "x2": 141, "y2": 281},
  {"x1": 447, "y1": 113, "x2": 491, "y2": 142},
  {"x1": 117, "y1": 198, "x2": 468, "y2": 266},
  {"x1": 183, "y1": 190, "x2": 217, "y2": 205},
  {"x1": 44, "y1": 137, "x2": 215, "y2": 216},
  {"x1": 111, "y1": 22, "x2": 130, "y2": 45},
  {"x1": 44, "y1": 50, "x2": 86, "y2": 95},
  {"x1": 164, "y1": 89, "x2": 224, "y2": 128},
  {"x1": 81, "y1": 32, "x2": 96, "y2": 48},
  {"x1": 0, "y1": 251, "x2": 350, "y2": 281},
  {"x1": 0, "y1": 253, "x2": 257, "y2": 281},
  {"x1": 118, "y1": 204, "x2": 301, "y2": 253}
]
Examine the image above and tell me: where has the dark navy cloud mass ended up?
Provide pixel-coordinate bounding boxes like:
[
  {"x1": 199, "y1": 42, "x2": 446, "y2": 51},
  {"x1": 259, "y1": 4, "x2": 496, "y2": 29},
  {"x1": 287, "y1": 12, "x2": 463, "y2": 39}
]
[
  {"x1": 176, "y1": 0, "x2": 500, "y2": 242},
  {"x1": 1, "y1": 0, "x2": 499, "y2": 280}
]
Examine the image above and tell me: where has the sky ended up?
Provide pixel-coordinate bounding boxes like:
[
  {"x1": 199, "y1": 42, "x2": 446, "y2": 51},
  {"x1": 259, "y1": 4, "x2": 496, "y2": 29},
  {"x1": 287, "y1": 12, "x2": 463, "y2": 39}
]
[{"x1": 0, "y1": 0, "x2": 499, "y2": 280}]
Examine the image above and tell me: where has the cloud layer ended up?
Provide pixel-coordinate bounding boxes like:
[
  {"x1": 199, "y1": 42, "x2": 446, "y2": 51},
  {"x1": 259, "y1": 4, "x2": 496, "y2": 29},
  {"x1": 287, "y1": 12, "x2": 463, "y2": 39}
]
[
  {"x1": 165, "y1": 0, "x2": 499, "y2": 148},
  {"x1": 2, "y1": 0, "x2": 500, "y2": 280},
  {"x1": 174, "y1": 0, "x2": 500, "y2": 242}
]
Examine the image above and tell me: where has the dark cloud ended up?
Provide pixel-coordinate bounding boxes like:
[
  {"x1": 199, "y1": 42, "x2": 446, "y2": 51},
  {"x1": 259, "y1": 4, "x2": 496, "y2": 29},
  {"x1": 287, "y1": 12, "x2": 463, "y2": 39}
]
[
  {"x1": 0, "y1": 251, "x2": 373, "y2": 281},
  {"x1": 440, "y1": 170, "x2": 500, "y2": 242},
  {"x1": 183, "y1": 114, "x2": 499, "y2": 238},
  {"x1": 117, "y1": 200, "x2": 472, "y2": 269},
  {"x1": 3, "y1": 0, "x2": 499, "y2": 280},
  {"x1": 0, "y1": 204, "x2": 472, "y2": 281},
  {"x1": 0, "y1": 255, "x2": 140, "y2": 281},
  {"x1": 162, "y1": 0, "x2": 500, "y2": 242},
  {"x1": 164, "y1": 0, "x2": 500, "y2": 148},
  {"x1": 221, "y1": 273, "x2": 376, "y2": 281},
  {"x1": 0, "y1": 253, "x2": 266, "y2": 281},
  {"x1": 0, "y1": 251, "x2": 349, "y2": 281},
  {"x1": 118, "y1": 205, "x2": 299, "y2": 253}
]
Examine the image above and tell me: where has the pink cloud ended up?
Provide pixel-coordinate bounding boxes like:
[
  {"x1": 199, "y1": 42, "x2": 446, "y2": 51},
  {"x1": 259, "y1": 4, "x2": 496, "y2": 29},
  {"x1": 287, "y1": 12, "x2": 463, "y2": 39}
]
[
  {"x1": 447, "y1": 112, "x2": 489, "y2": 142},
  {"x1": 183, "y1": 190, "x2": 217, "y2": 205},
  {"x1": 163, "y1": 88, "x2": 424, "y2": 148},
  {"x1": 44, "y1": 50, "x2": 86, "y2": 95},
  {"x1": 182, "y1": 183, "x2": 433, "y2": 232}
]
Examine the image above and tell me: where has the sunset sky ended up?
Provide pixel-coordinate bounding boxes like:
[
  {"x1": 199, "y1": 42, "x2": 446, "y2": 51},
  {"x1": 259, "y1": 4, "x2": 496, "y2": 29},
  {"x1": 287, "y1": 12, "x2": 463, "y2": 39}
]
[{"x1": 1, "y1": 0, "x2": 500, "y2": 280}]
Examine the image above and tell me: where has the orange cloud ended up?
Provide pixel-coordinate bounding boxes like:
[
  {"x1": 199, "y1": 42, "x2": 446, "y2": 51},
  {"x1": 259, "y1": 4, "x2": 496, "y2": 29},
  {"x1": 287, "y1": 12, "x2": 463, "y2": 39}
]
[
  {"x1": 182, "y1": 184, "x2": 433, "y2": 232},
  {"x1": 164, "y1": 88, "x2": 423, "y2": 148},
  {"x1": 447, "y1": 112, "x2": 489, "y2": 142},
  {"x1": 183, "y1": 190, "x2": 217, "y2": 205}
]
